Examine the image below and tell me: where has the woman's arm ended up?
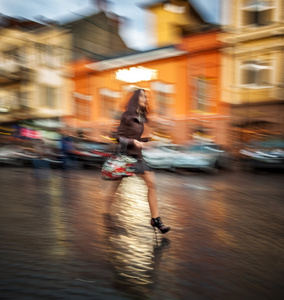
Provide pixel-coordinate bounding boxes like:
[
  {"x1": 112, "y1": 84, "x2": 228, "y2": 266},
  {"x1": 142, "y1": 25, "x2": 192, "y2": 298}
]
[{"x1": 116, "y1": 112, "x2": 135, "y2": 146}]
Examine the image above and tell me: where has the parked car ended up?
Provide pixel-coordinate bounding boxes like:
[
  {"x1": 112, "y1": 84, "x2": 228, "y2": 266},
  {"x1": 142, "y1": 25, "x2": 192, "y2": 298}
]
[
  {"x1": 142, "y1": 143, "x2": 182, "y2": 169},
  {"x1": 0, "y1": 143, "x2": 64, "y2": 168},
  {"x1": 42, "y1": 148, "x2": 64, "y2": 168},
  {"x1": 171, "y1": 142, "x2": 232, "y2": 173},
  {"x1": 0, "y1": 145, "x2": 25, "y2": 166},
  {"x1": 73, "y1": 141, "x2": 113, "y2": 168},
  {"x1": 13, "y1": 146, "x2": 38, "y2": 166},
  {"x1": 239, "y1": 138, "x2": 284, "y2": 171}
]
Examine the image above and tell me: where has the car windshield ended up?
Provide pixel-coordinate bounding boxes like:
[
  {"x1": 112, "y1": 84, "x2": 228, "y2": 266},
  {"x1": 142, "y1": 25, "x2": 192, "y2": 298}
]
[
  {"x1": 76, "y1": 143, "x2": 110, "y2": 151},
  {"x1": 160, "y1": 145, "x2": 181, "y2": 151},
  {"x1": 249, "y1": 139, "x2": 284, "y2": 149},
  {"x1": 182, "y1": 144, "x2": 221, "y2": 153}
]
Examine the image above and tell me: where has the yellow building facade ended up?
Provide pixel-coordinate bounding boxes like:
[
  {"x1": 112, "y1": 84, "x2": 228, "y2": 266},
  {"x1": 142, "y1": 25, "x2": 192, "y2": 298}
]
[
  {"x1": 141, "y1": 0, "x2": 207, "y2": 47},
  {"x1": 220, "y1": 0, "x2": 284, "y2": 146},
  {"x1": 0, "y1": 19, "x2": 73, "y2": 125}
]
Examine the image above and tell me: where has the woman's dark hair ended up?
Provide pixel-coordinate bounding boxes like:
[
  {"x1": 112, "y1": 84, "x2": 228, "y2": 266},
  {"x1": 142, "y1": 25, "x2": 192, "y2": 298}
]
[{"x1": 125, "y1": 89, "x2": 148, "y2": 114}]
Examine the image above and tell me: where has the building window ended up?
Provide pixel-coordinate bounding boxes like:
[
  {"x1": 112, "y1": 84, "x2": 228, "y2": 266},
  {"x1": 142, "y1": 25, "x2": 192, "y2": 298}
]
[
  {"x1": 192, "y1": 76, "x2": 217, "y2": 112},
  {"x1": 20, "y1": 92, "x2": 30, "y2": 108},
  {"x1": 100, "y1": 95, "x2": 116, "y2": 119},
  {"x1": 0, "y1": 96, "x2": 10, "y2": 113},
  {"x1": 242, "y1": 0, "x2": 275, "y2": 26},
  {"x1": 240, "y1": 60, "x2": 271, "y2": 87},
  {"x1": 73, "y1": 92, "x2": 92, "y2": 121},
  {"x1": 10, "y1": 92, "x2": 18, "y2": 110},
  {"x1": 38, "y1": 44, "x2": 45, "y2": 64},
  {"x1": 99, "y1": 89, "x2": 120, "y2": 119},
  {"x1": 1, "y1": 49, "x2": 19, "y2": 72},
  {"x1": 151, "y1": 81, "x2": 174, "y2": 117},
  {"x1": 37, "y1": 44, "x2": 60, "y2": 67},
  {"x1": 156, "y1": 92, "x2": 171, "y2": 116},
  {"x1": 75, "y1": 99, "x2": 90, "y2": 121},
  {"x1": 163, "y1": 3, "x2": 186, "y2": 14},
  {"x1": 41, "y1": 86, "x2": 57, "y2": 108}
]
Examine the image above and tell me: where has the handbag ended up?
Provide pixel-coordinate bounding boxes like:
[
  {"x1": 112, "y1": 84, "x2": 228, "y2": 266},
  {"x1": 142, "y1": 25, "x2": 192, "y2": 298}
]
[{"x1": 101, "y1": 142, "x2": 137, "y2": 180}]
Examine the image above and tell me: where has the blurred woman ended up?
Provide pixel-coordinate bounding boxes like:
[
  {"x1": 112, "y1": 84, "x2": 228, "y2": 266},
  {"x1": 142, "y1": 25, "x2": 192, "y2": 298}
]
[{"x1": 107, "y1": 88, "x2": 170, "y2": 234}]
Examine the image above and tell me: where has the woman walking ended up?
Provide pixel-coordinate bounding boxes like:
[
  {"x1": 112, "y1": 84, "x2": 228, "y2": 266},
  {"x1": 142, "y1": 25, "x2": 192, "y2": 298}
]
[{"x1": 107, "y1": 88, "x2": 170, "y2": 234}]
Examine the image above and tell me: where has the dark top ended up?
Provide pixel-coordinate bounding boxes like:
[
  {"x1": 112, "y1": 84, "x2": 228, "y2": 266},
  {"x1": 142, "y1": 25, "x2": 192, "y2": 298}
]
[{"x1": 117, "y1": 111, "x2": 149, "y2": 157}]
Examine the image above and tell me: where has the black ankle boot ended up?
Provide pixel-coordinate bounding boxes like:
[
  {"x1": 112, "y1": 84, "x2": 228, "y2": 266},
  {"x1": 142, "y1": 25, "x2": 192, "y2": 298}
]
[{"x1": 151, "y1": 217, "x2": 170, "y2": 234}]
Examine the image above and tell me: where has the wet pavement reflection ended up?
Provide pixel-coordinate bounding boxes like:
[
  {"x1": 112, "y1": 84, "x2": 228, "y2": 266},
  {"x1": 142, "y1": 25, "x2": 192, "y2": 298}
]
[{"x1": 0, "y1": 167, "x2": 283, "y2": 299}]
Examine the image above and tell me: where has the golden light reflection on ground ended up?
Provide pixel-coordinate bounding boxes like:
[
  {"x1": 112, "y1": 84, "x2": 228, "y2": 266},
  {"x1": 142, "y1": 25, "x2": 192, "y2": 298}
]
[
  {"x1": 106, "y1": 176, "x2": 171, "y2": 287},
  {"x1": 48, "y1": 175, "x2": 70, "y2": 257}
]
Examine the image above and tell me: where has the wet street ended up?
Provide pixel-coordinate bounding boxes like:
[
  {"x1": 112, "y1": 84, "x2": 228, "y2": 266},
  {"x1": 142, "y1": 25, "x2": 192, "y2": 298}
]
[{"x1": 0, "y1": 166, "x2": 283, "y2": 300}]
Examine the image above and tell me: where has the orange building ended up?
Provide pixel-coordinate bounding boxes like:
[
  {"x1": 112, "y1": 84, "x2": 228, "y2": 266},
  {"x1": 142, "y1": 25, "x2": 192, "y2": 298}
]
[
  {"x1": 179, "y1": 29, "x2": 230, "y2": 144},
  {"x1": 69, "y1": 47, "x2": 189, "y2": 143},
  {"x1": 69, "y1": 29, "x2": 229, "y2": 145},
  {"x1": 179, "y1": 28, "x2": 230, "y2": 145}
]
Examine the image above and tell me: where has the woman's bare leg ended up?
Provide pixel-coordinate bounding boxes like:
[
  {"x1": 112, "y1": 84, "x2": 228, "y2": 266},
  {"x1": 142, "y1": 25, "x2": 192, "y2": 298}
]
[
  {"x1": 139, "y1": 171, "x2": 159, "y2": 218},
  {"x1": 106, "y1": 179, "x2": 122, "y2": 214}
]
